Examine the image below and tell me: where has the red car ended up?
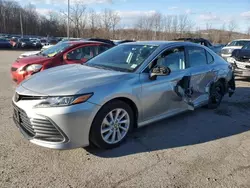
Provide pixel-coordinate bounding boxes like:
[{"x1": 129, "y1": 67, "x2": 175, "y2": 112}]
[{"x1": 11, "y1": 40, "x2": 113, "y2": 84}]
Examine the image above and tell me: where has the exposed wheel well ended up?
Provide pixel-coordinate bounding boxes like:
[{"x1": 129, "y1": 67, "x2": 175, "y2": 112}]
[
  {"x1": 103, "y1": 97, "x2": 139, "y2": 128},
  {"x1": 217, "y1": 78, "x2": 227, "y2": 93}
]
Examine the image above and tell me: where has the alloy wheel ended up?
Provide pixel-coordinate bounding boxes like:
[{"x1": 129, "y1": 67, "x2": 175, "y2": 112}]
[{"x1": 101, "y1": 108, "x2": 130, "y2": 144}]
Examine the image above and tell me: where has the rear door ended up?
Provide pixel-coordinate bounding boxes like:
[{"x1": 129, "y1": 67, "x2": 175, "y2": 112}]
[{"x1": 184, "y1": 46, "x2": 215, "y2": 106}]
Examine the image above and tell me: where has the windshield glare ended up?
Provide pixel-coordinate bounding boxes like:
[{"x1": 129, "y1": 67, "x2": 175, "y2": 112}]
[
  {"x1": 85, "y1": 44, "x2": 158, "y2": 72},
  {"x1": 227, "y1": 40, "x2": 249, "y2": 47},
  {"x1": 41, "y1": 42, "x2": 72, "y2": 57}
]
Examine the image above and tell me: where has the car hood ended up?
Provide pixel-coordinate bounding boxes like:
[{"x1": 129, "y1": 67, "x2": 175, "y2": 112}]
[
  {"x1": 20, "y1": 64, "x2": 129, "y2": 96},
  {"x1": 233, "y1": 49, "x2": 250, "y2": 59},
  {"x1": 19, "y1": 51, "x2": 41, "y2": 58},
  {"x1": 13, "y1": 55, "x2": 50, "y2": 68}
]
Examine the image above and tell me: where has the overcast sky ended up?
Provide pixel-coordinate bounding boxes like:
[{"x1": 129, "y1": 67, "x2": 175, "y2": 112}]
[{"x1": 19, "y1": 0, "x2": 250, "y2": 32}]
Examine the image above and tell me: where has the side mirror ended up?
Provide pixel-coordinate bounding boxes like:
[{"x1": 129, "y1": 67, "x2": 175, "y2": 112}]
[{"x1": 149, "y1": 66, "x2": 171, "y2": 80}]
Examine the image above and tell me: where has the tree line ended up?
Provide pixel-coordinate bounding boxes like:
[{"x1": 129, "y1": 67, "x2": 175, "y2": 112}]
[{"x1": 0, "y1": 0, "x2": 249, "y2": 43}]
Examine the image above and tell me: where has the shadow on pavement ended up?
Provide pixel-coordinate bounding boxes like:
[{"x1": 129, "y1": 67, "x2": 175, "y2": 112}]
[{"x1": 86, "y1": 87, "x2": 250, "y2": 158}]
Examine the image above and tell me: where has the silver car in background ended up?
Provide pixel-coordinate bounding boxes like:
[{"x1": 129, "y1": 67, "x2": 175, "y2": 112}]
[{"x1": 12, "y1": 41, "x2": 236, "y2": 150}]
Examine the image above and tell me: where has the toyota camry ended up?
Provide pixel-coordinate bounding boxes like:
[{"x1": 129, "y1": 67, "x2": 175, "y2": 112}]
[{"x1": 12, "y1": 41, "x2": 236, "y2": 150}]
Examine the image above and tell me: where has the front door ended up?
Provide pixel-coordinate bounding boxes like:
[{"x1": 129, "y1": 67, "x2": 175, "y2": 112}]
[
  {"x1": 140, "y1": 46, "x2": 189, "y2": 121},
  {"x1": 64, "y1": 45, "x2": 100, "y2": 64}
]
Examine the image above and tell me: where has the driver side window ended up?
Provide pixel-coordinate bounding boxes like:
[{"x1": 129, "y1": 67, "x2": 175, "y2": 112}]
[
  {"x1": 155, "y1": 46, "x2": 186, "y2": 72},
  {"x1": 67, "y1": 48, "x2": 82, "y2": 60},
  {"x1": 67, "y1": 46, "x2": 98, "y2": 60}
]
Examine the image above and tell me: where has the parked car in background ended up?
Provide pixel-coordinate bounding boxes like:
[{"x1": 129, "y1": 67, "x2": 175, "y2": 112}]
[
  {"x1": 10, "y1": 38, "x2": 34, "y2": 48},
  {"x1": 0, "y1": 38, "x2": 12, "y2": 48},
  {"x1": 9, "y1": 37, "x2": 19, "y2": 47},
  {"x1": 12, "y1": 41, "x2": 235, "y2": 150},
  {"x1": 18, "y1": 38, "x2": 86, "y2": 59},
  {"x1": 231, "y1": 42, "x2": 250, "y2": 77},
  {"x1": 40, "y1": 39, "x2": 47, "y2": 46},
  {"x1": 11, "y1": 40, "x2": 114, "y2": 84},
  {"x1": 47, "y1": 38, "x2": 58, "y2": 45},
  {"x1": 30, "y1": 38, "x2": 42, "y2": 48},
  {"x1": 221, "y1": 39, "x2": 250, "y2": 63},
  {"x1": 174, "y1": 38, "x2": 223, "y2": 55}
]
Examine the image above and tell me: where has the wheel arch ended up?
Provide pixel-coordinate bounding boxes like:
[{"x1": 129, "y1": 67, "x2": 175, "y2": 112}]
[{"x1": 102, "y1": 97, "x2": 139, "y2": 128}]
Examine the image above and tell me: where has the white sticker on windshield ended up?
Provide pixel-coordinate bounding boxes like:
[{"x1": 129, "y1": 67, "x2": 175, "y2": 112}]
[{"x1": 131, "y1": 64, "x2": 137, "y2": 68}]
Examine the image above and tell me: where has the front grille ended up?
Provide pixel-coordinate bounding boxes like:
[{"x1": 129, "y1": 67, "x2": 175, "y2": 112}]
[
  {"x1": 13, "y1": 103, "x2": 64, "y2": 142},
  {"x1": 235, "y1": 57, "x2": 250, "y2": 62},
  {"x1": 14, "y1": 92, "x2": 47, "y2": 102},
  {"x1": 11, "y1": 67, "x2": 18, "y2": 71}
]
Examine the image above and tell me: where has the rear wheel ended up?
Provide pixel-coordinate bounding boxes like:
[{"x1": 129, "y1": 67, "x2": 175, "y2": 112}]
[
  {"x1": 207, "y1": 81, "x2": 225, "y2": 109},
  {"x1": 90, "y1": 100, "x2": 134, "y2": 149}
]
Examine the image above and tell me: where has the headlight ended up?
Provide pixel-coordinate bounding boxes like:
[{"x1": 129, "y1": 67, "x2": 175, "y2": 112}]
[
  {"x1": 228, "y1": 49, "x2": 234, "y2": 53},
  {"x1": 35, "y1": 93, "x2": 93, "y2": 108},
  {"x1": 26, "y1": 64, "x2": 42, "y2": 72}
]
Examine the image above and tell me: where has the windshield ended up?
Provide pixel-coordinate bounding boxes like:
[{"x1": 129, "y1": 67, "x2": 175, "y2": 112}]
[
  {"x1": 85, "y1": 44, "x2": 158, "y2": 72},
  {"x1": 227, "y1": 40, "x2": 250, "y2": 47},
  {"x1": 242, "y1": 42, "x2": 250, "y2": 49},
  {"x1": 41, "y1": 42, "x2": 72, "y2": 57},
  {"x1": 41, "y1": 39, "x2": 47, "y2": 43}
]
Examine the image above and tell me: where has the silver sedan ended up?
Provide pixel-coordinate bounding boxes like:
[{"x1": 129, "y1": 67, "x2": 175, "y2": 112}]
[{"x1": 12, "y1": 41, "x2": 236, "y2": 150}]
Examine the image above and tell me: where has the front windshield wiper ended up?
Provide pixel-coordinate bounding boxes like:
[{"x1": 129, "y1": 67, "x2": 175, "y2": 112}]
[
  {"x1": 85, "y1": 64, "x2": 114, "y2": 71},
  {"x1": 85, "y1": 64, "x2": 133, "y2": 73}
]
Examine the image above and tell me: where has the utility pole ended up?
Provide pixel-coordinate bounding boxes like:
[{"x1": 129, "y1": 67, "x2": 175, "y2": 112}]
[
  {"x1": 20, "y1": 11, "x2": 23, "y2": 37},
  {"x1": 67, "y1": 0, "x2": 70, "y2": 39}
]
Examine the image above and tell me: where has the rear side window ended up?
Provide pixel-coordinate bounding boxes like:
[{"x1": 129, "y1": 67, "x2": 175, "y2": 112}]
[
  {"x1": 206, "y1": 51, "x2": 214, "y2": 64},
  {"x1": 187, "y1": 47, "x2": 207, "y2": 67}
]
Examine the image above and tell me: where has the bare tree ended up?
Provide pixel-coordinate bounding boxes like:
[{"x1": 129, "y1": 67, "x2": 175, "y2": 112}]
[
  {"x1": 110, "y1": 11, "x2": 120, "y2": 39},
  {"x1": 247, "y1": 26, "x2": 250, "y2": 37},
  {"x1": 70, "y1": 0, "x2": 87, "y2": 37},
  {"x1": 228, "y1": 20, "x2": 237, "y2": 40},
  {"x1": 178, "y1": 14, "x2": 190, "y2": 36},
  {"x1": 88, "y1": 9, "x2": 98, "y2": 37}
]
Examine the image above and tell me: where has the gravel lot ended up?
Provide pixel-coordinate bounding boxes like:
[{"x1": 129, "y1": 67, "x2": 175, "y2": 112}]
[{"x1": 0, "y1": 50, "x2": 250, "y2": 188}]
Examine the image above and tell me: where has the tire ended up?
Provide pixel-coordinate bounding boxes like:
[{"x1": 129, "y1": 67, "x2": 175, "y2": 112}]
[
  {"x1": 89, "y1": 100, "x2": 134, "y2": 149},
  {"x1": 207, "y1": 81, "x2": 225, "y2": 109}
]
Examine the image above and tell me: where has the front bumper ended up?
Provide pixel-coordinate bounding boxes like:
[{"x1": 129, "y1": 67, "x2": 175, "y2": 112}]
[
  {"x1": 221, "y1": 54, "x2": 233, "y2": 62},
  {"x1": 233, "y1": 60, "x2": 250, "y2": 77},
  {"x1": 12, "y1": 95, "x2": 101, "y2": 149}
]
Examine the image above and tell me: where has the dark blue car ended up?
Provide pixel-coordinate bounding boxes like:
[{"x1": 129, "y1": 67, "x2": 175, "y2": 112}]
[{"x1": 0, "y1": 38, "x2": 12, "y2": 49}]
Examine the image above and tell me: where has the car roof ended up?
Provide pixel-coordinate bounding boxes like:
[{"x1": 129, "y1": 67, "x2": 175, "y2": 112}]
[
  {"x1": 121, "y1": 41, "x2": 204, "y2": 48},
  {"x1": 231, "y1": 39, "x2": 250, "y2": 41},
  {"x1": 66, "y1": 40, "x2": 112, "y2": 45}
]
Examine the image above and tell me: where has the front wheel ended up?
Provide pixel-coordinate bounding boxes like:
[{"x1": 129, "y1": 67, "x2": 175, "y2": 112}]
[
  {"x1": 207, "y1": 81, "x2": 225, "y2": 109},
  {"x1": 90, "y1": 100, "x2": 134, "y2": 149}
]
